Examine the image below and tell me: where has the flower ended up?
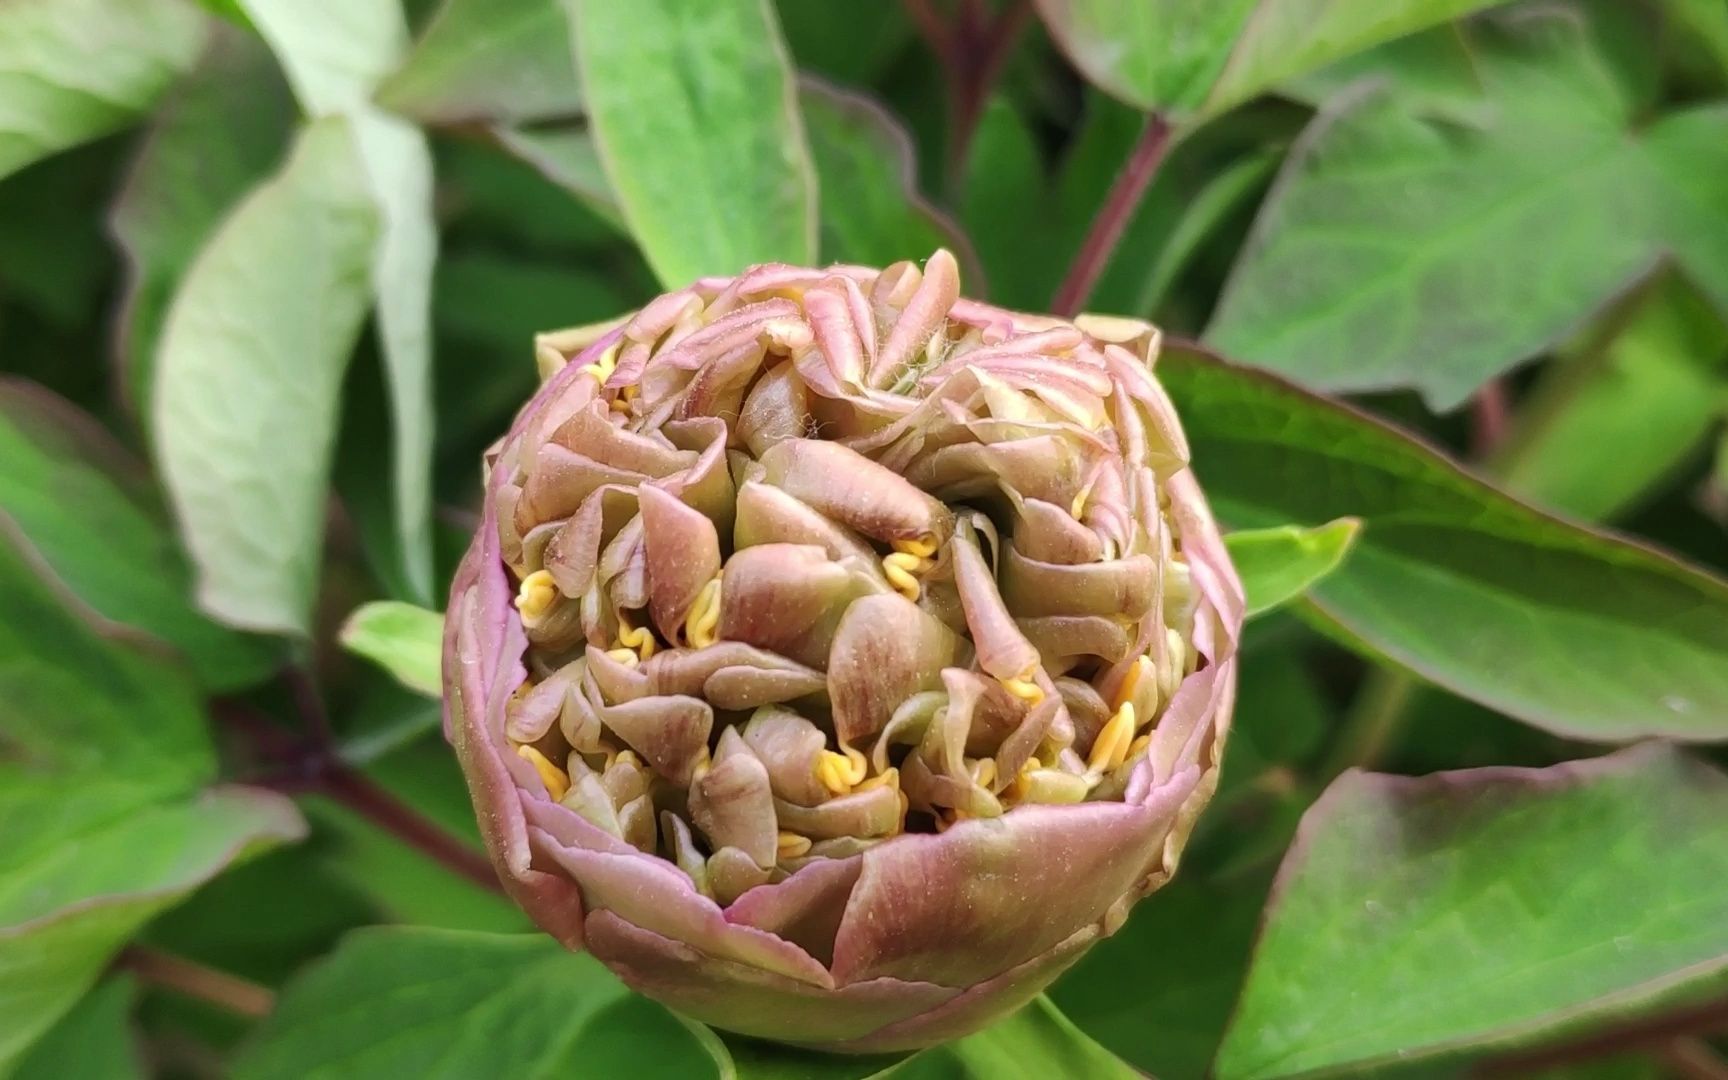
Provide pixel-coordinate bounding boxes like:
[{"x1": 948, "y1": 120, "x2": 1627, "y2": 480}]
[{"x1": 443, "y1": 250, "x2": 1243, "y2": 1052}]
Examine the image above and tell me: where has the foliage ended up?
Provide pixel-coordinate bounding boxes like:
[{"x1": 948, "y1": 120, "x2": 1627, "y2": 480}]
[{"x1": 1, "y1": 0, "x2": 1725, "y2": 1075}]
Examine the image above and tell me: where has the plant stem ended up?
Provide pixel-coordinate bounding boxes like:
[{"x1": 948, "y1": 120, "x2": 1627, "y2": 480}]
[
  {"x1": 1051, "y1": 114, "x2": 1174, "y2": 318},
  {"x1": 1319, "y1": 666, "x2": 1417, "y2": 781},
  {"x1": 1469, "y1": 380, "x2": 1511, "y2": 459},
  {"x1": 902, "y1": 0, "x2": 1033, "y2": 191},
  {"x1": 320, "y1": 766, "x2": 504, "y2": 896},
  {"x1": 119, "y1": 946, "x2": 275, "y2": 1019},
  {"x1": 1660, "y1": 1038, "x2": 1728, "y2": 1080},
  {"x1": 1475, "y1": 995, "x2": 1728, "y2": 1075}
]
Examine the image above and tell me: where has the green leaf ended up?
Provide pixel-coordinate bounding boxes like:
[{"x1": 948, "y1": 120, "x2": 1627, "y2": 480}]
[
  {"x1": 233, "y1": 929, "x2": 721, "y2": 1078},
  {"x1": 1162, "y1": 344, "x2": 1728, "y2": 741},
  {"x1": 152, "y1": 118, "x2": 379, "y2": 635},
  {"x1": 11, "y1": 978, "x2": 143, "y2": 1080},
  {"x1": 0, "y1": 533, "x2": 306, "y2": 1070},
  {"x1": 1215, "y1": 745, "x2": 1728, "y2": 1079},
  {"x1": 490, "y1": 126, "x2": 625, "y2": 228},
  {"x1": 0, "y1": 380, "x2": 279, "y2": 691},
  {"x1": 0, "y1": 0, "x2": 205, "y2": 181},
  {"x1": 240, "y1": 0, "x2": 439, "y2": 604},
  {"x1": 1496, "y1": 274, "x2": 1728, "y2": 521},
  {"x1": 799, "y1": 79, "x2": 978, "y2": 281},
  {"x1": 339, "y1": 601, "x2": 442, "y2": 698},
  {"x1": 1207, "y1": 11, "x2": 1728, "y2": 407},
  {"x1": 1661, "y1": 0, "x2": 1728, "y2": 82},
  {"x1": 1031, "y1": 0, "x2": 1502, "y2": 120},
  {"x1": 377, "y1": 0, "x2": 580, "y2": 125},
  {"x1": 0, "y1": 781, "x2": 303, "y2": 1070},
  {"x1": 1225, "y1": 519, "x2": 1361, "y2": 618},
  {"x1": 572, "y1": 0, "x2": 817, "y2": 285},
  {"x1": 892, "y1": 997, "x2": 1141, "y2": 1079},
  {"x1": 961, "y1": 100, "x2": 1049, "y2": 311},
  {"x1": 1053, "y1": 869, "x2": 1275, "y2": 1079},
  {"x1": 110, "y1": 27, "x2": 297, "y2": 417}
]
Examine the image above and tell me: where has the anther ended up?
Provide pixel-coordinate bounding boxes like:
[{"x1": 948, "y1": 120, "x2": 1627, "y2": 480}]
[
  {"x1": 514, "y1": 570, "x2": 559, "y2": 629},
  {"x1": 777, "y1": 832, "x2": 813, "y2": 859},
  {"x1": 816, "y1": 744, "x2": 869, "y2": 794},
  {"x1": 616, "y1": 610, "x2": 657, "y2": 662},
  {"x1": 1087, "y1": 701, "x2": 1136, "y2": 776},
  {"x1": 516, "y1": 744, "x2": 570, "y2": 801},
  {"x1": 581, "y1": 343, "x2": 619, "y2": 382},
  {"x1": 685, "y1": 575, "x2": 723, "y2": 648}
]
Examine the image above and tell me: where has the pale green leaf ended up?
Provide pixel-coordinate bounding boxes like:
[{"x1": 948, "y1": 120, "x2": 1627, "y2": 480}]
[
  {"x1": 240, "y1": 0, "x2": 438, "y2": 604},
  {"x1": 1161, "y1": 344, "x2": 1728, "y2": 741},
  {"x1": 1225, "y1": 519, "x2": 1361, "y2": 618},
  {"x1": 0, "y1": 0, "x2": 205, "y2": 181},
  {"x1": 1646, "y1": 105, "x2": 1728, "y2": 318},
  {"x1": 339, "y1": 601, "x2": 442, "y2": 698},
  {"x1": 153, "y1": 118, "x2": 378, "y2": 635},
  {"x1": 378, "y1": 0, "x2": 581, "y2": 125},
  {"x1": 1216, "y1": 745, "x2": 1728, "y2": 1078},
  {"x1": 0, "y1": 380, "x2": 279, "y2": 690},
  {"x1": 1496, "y1": 274, "x2": 1728, "y2": 521},
  {"x1": 571, "y1": 0, "x2": 817, "y2": 284},
  {"x1": 12, "y1": 978, "x2": 143, "y2": 1080},
  {"x1": 799, "y1": 79, "x2": 978, "y2": 281},
  {"x1": 233, "y1": 929, "x2": 721, "y2": 1078},
  {"x1": 110, "y1": 26, "x2": 296, "y2": 416},
  {"x1": 1032, "y1": 0, "x2": 1502, "y2": 119}
]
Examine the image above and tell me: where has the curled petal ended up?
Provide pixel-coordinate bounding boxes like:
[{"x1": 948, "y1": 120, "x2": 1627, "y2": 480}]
[
  {"x1": 829, "y1": 594, "x2": 965, "y2": 746},
  {"x1": 759, "y1": 438, "x2": 951, "y2": 545}
]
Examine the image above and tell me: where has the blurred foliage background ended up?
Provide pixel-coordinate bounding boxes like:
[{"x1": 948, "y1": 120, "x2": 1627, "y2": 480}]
[{"x1": 2, "y1": 0, "x2": 1728, "y2": 1076}]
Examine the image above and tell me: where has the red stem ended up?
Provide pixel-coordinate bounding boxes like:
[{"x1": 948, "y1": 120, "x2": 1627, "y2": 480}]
[
  {"x1": 120, "y1": 946, "x2": 275, "y2": 1018},
  {"x1": 1469, "y1": 380, "x2": 1511, "y2": 459},
  {"x1": 320, "y1": 767, "x2": 504, "y2": 895},
  {"x1": 1051, "y1": 114, "x2": 1174, "y2": 318}
]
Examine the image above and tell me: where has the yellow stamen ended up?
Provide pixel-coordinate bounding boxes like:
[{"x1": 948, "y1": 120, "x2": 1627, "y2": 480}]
[
  {"x1": 1070, "y1": 482, "x2": 1094, "y2": 521},
  {"x1": 580, "y1": 342, "x2": 619, "y2": 382},
  {"x1": 893, "y1": 534, "x2": 939, "y2": 559},
  {"x1": 685, "y1": 575, "x2": 723, "y2": 648},
  {"x1": 616, "y1": 609, "x2": 657, "y2": 661},
  {"x1": 514, "y1": 570, "x2": 559, "y2": 628},
  {"x1": 890, "y1": 790, "x2": 909, "y2": 836},
  {"x1": 969, "y1": 758, "x2": 997, "y2": 791},
  {"x1": 1087, "y1": 702, "x2": 1136, "y2": 775},
  {"x1": 1006, "y1": 757, "x2": 1039, "y2": 802},
  {"x1": 855, "y1": 766, "x2": 900, "y2": 793},
  {"x1": 1115, "y1": 655, "x2": 1153, "y2": 711},
  {"x1": 517, "y1": 744, "x2": 570, "y2": 801},
  {"x1": 605, "y1": 647, "x2": 641, "y2": 668},
  {"x1": 613, "y1": 749, "x2": 641, "y2": 770},
  {"x1": 777, "y1": 832, "x2": 813, "y2": 859},
  {"x1": 882, "y1": 551, "x2": 927, "y2": 602},
  {"x1": 816, "y1": 744, "x2": 869, "y2": 794},
  {"x1": 1002, "y1": 674, "x2": 1045, "y2": 704},
  {"x1": 1126, "y1": 733, "x2": 1151, "y2": 761}
]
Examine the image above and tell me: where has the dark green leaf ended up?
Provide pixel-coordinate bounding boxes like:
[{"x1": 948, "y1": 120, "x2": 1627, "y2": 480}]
[
  {"x1": 12, "y1": 978, "x2": 143, "y2": 1080},
  {"x1": 800, "y1": 79, "x2": 979, "y2": 282},
  {"x1": 233, "y1": 929, "x2": 719, "y2": 1077},
  {"x1": 110, "y1": 25, "x2": 295, "y2": 417},
  {"x1": 0, "y1": 0, "x2": 205, "y2": 181},
  {"x1": 1496, "y1": 274, "x2": 1728, "y2": 521},
  {"x1": 1226, "y1": 519, "x2": 1361, "y2": 617},
  {"x1": 338, "y1": 601, "x2": 442, "y2": 697},
  {"x1": 961, "y1": 99, "x2": 1049, "y2": 311},
  {"x1": 1164, "y1": 344, "x2": 1728, "y2": 741},
  {"x1": 1053, "y1": 870, "x2": 1274, "y2": 1079},
  {"x1": 572, "y1": 0, "x2": 817, "y2": 284},
  {"x1": 1208, "y1": 12, "x2": 1728, "y2": 407},
  {"x1": 153, "y1": 118, "x2": 378, "y2": 635},
  {"x1": 489, "y1": 126, "x2": 624, "y2": 228},
  {"x1": 378, "y1": 0, "x2": 581, "y2": 125},
  {"x1": 0, "y1": 380, "x2": 279, "y2": 690},
  {"x1": 1032, "y1": 0, "x2": 1502, "y2": 120},
  {"x1": 1216, "y1": 745, "x2": 1728, "y2": 1078}
]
